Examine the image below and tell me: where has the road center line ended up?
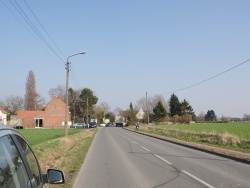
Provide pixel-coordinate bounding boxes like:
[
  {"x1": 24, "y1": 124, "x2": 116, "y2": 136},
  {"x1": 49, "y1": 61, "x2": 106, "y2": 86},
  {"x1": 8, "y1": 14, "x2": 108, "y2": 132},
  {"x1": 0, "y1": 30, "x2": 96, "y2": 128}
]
[
  {"x1": 132, "y1": 141, "x2": 138, "y2": 145},
  {"x1": 154, "y1": 154, "x2": 172, "y2": 165},
  {"x1": 127, "y1": 138, "x2": 131, "y2": 141},
  {"x1": 139, "y1": 145, "x2": 150, "y2": 152},
  {"x1": 182, "y1": 170, "x2": 215, "y2": 188}
]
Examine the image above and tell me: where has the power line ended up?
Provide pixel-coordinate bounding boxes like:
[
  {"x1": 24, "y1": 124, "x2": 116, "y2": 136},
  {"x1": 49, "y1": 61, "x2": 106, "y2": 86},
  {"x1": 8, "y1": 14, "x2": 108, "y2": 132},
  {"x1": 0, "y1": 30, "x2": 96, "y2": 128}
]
[
  {"x1": 6, "y1": 0, "x2": 65, "y2": 63},
  {"x1": 149, "y1": 58, "x2": 250, "y2": 96},
  {"x1": 3, "y1": 0, "x2": 86, "y2": 91},
  {"x1": 23, "y1": 0, "x2": 66, "y2": 59},
  {"x1": 1, "y1": 0, "x2": 49, "y2": 51}
]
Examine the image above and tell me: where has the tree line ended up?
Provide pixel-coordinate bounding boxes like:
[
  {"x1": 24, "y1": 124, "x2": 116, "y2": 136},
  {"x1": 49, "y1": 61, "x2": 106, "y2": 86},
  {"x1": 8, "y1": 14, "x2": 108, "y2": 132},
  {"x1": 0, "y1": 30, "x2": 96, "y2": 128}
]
[{"x1": 1, "y1": 70, "x2": 249, "y2": 124}]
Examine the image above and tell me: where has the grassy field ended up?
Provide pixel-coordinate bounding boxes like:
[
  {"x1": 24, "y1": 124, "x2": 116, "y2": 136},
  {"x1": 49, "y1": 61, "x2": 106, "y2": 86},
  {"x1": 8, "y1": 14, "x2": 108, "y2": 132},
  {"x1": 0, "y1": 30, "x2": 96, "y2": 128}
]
[
  {"x1": 136, "y1": 122, "x2": 250, "y2": 153},
  {"x1": 157, "y1": 122, "x2": 250, "y2": 140},
  {"x1": 17, "y1": 128, "x2": 81, "y2": 146},
  {"x1": 17, "y1": 128, "x2": 97, "y2": 188}
]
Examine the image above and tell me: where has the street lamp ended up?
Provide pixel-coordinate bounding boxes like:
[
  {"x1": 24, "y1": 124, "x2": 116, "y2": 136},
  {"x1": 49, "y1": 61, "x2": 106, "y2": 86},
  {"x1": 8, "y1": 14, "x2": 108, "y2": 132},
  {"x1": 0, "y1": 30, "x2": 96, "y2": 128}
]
[{"x1": 65, "y1": 52, "x2": 86, "y2": 137}]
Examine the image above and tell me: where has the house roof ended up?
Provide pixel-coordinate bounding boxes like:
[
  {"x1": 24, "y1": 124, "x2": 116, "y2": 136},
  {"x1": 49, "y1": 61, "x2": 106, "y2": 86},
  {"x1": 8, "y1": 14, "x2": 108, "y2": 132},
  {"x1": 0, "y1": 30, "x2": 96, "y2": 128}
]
[
  {"x1": 0, "y1": 107, "x2": 7, "y2": 114},
  {"x1": 44, "y1": 96, "x2": 65, "y2": 108}
]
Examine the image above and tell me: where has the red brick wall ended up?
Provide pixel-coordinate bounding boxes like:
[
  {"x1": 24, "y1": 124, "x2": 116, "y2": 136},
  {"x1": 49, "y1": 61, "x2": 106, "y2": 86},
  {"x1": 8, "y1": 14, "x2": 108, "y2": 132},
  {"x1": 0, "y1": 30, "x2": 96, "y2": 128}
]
[
  {"x1": 17, "y1": 97, "x2": 71, "y2": 129},
  {"x1": 43, "y1": 97, "x2": 70, "y2": 128},
  {"x1": 17, "y1": 111, "x2": 44, "y2": 129}
]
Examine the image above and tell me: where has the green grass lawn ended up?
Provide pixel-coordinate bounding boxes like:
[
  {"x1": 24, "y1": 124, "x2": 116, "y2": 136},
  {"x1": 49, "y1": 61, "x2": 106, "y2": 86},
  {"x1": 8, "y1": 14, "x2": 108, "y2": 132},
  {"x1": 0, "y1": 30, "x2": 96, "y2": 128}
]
[{"x1": 17, "y1": 128, "x2": 80, "y2": 146}]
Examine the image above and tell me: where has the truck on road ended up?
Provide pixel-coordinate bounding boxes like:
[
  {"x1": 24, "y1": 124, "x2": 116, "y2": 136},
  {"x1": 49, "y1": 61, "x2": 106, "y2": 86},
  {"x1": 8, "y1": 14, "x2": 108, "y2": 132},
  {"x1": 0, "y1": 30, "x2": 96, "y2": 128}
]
[{"x1": 115, "y1": 115, "x2": 126, "y2": 127}]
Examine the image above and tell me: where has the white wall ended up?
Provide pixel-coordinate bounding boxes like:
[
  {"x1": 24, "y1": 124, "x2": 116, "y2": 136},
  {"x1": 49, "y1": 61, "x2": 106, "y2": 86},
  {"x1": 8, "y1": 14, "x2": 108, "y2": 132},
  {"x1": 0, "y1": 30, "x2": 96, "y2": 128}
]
[{"x1": 0, "y1": 111, "x2": 7, "y2": 125}]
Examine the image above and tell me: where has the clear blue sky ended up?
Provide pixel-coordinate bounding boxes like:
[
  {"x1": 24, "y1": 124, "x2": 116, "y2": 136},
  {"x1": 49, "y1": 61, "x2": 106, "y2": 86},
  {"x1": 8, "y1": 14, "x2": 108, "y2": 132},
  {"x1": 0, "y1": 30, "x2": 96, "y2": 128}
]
[{"x1": 1, "y1": 0, "x2": 250, "y2": 117}]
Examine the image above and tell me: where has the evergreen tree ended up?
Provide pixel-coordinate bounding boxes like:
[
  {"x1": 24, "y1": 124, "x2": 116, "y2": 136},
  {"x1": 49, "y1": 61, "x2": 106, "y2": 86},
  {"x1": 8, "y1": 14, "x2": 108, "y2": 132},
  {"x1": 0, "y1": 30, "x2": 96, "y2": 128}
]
[
  {"x1": 68, "y1": 88, "x2": 81, "y2": 122},
  {"x1": 150, "y1": 101, "x2": 167, "y2": 123},
  {"x1": 169, "y1": 93, "x2": 181, "y2": 117},
  {"x1": 128, "y1": 102, "x2": 136, "y2": 124},
  {"x1": 205, "y1": 110, "x2": 217, "y2": 121},
  {"x1": 180, "y1": 99, "x2": 194, "y2": 116},
  {"x1": 79, "y1": 88, "x2": 98, "y2": 117}
]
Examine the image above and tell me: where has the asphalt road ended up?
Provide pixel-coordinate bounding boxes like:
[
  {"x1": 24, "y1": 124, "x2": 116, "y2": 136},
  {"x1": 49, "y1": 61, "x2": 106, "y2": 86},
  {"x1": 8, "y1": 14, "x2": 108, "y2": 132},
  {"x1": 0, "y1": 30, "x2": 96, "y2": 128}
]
[{"x1": 73, "y1": 127, "x2": 250, "y2": 188}]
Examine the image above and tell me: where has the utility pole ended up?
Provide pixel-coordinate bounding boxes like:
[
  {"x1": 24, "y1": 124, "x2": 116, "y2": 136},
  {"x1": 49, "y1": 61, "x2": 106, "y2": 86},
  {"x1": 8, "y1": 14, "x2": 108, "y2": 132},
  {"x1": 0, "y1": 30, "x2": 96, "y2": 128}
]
[
  {"x1": 146, "y1": 92, "x2": 149, "y2": 124},
  {"x1": 65, "y1": 52, "x2": 86, "y2": 137},
  {"x1": 73, "y1": 101, "x2": 76, "y2": 125},
  {"x1": 86, "y1": 97, "x2": 89, "y2": 124},
  {"x1": 65, "y1": 61, "x2": 70, "y2": 137}
]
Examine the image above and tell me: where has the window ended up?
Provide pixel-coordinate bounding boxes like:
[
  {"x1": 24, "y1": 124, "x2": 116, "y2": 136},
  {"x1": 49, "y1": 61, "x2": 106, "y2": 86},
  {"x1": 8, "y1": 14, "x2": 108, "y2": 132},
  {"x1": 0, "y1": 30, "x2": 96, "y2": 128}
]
[
  {"x1": 35, "y1": 119, "x2": 43, "y2": 128},
  {"x1": 15, "y1": 135, "x2": 42, "y2": 187},
  {"x1": 0, "y1": 135, "x2": 30, "y2": 188}
]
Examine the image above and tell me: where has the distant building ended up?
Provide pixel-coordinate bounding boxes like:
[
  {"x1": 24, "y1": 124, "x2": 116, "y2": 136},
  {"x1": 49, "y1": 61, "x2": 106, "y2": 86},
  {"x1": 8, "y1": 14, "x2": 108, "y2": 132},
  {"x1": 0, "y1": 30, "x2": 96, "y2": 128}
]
[
  {"x1": 0, "y1": 107, "x2": 7, "y2": 125},
  {"x1": 16, "y1": 97, "x2": 71, "y2": 128},
  {"x1": 230, "y1": 117, "x2": 243, "y2": 122}
]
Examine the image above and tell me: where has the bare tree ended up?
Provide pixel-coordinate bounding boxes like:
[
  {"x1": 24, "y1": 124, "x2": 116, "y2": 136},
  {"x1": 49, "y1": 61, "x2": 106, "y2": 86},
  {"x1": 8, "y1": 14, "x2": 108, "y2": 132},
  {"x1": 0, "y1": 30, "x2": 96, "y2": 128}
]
[
  {"x1": 135, "y1": 95, "x2": 167, "y2": 114},
  {"x1": 135, "y1": 97, "x2": 148, "y2": 112},
  {"x1": 0, "y1": 95, "x2": 24, "y2": 115},
  {"x1": 196, "y1": 112, "x2": 205, "y2": 121},
  {"x1": 152, "y1": 95, "x2": 168, "y2": 112},
  {"x1": 24, "y1": 70, "x2": 42, "y2": 110},
  {"x1": 243, "y1": 114, "x2": 250, "y2": 121},
  {"x1": 48, "y1": 85, "x2": 65, "y2": 99},
  {"x1": 100, "y1": 102, "x2": 110, "y2": 118},
  {"x1": 221, "y1": 116, "x2": 231, "y2": 122},
  {"x1": 114, "y1": 107, "x2": 123, "y2": 116},
  {"x1": 93, "y1": 105, "x2": 103, "y2": 122}
]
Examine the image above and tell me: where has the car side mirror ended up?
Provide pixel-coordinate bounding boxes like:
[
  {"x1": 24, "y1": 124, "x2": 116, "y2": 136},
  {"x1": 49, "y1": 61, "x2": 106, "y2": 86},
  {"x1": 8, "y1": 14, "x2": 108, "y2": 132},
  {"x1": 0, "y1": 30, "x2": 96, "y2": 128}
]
[{"x1": 44, "y1": 169, "x2": 65, "y2": 184}]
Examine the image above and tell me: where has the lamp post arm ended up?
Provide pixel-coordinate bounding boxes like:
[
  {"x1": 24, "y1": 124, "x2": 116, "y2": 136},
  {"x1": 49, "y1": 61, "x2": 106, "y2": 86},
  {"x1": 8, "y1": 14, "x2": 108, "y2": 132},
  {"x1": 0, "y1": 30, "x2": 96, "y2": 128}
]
[{"x1": 67, "y1": 52, "x2": 86, "y2": 62}]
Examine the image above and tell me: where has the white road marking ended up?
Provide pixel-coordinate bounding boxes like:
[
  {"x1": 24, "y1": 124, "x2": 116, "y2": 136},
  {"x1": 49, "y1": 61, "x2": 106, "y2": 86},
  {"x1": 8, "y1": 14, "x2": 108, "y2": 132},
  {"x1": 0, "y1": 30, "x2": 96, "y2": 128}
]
[
  {"x1": 122, "y1": 134, "x2": 215, "y2": 188},
  {"x1": 140, "y1": 145, "x2": 150, "y2": 152},
  {"x1": 132, "y1": 141, "x2": 138, "y2": 145},
  {"x1": 182, "y1": 170, "x2": 216, "y2": 188},
  {"x1": 154, "y1": 154, "x2": 172, "y2": 165}
]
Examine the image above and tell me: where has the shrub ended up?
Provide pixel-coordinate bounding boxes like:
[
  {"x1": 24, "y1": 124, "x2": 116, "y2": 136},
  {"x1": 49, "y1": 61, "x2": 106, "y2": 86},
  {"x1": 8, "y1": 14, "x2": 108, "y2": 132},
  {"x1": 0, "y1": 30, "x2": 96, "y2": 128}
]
[
  {"x1": 170, "y1": 115, "x2": 192, "y2": 124},
  {"x1": 219, "y1": 132, "x2": 241, "y2": 146},
  {"x1": 179, "y1": 114, "x2": 192, "y2": 124},
  {"x1": 171, "y1": 115, "x2": 179, "y2": 124}
]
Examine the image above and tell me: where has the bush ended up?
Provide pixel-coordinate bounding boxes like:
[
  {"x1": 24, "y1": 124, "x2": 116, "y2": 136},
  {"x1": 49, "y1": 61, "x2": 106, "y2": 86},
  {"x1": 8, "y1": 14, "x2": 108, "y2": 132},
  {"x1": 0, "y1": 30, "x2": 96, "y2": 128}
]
[
  {"x1": 170, "y1": 115, "x2": 192, "y2": 124},
  {"x1": 14, "y1": 125, "x2": 23, "y2": 129},
  {"x1": 179, "y1": 114, "x2": 192, "y2": 124},
  {"x1": 219, "y1": 132, "x2": 241, "y2": 146},
  {"x1": 171, "y1": 115, "x2": 179, "y2": 124}
]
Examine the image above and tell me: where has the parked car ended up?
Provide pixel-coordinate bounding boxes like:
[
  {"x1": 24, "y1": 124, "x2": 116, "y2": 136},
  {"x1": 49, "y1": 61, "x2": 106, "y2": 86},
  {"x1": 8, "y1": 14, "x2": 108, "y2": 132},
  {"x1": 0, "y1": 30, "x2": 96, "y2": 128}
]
[
  {"x1": 89, "y1": 122, "x2": 97, "y2": 128},
  {"x1": 74, "y1": 122, "x2": 87, "y2": 129},
  {"x1": 100, "y1": 123, "x2": 106, "y2": 127},
  {"x1": 105, "y1": 123, "x2": 111, "y2": 127},
  {"x1": 0, "y1": 124, "x2": 65, "y2": 187}
]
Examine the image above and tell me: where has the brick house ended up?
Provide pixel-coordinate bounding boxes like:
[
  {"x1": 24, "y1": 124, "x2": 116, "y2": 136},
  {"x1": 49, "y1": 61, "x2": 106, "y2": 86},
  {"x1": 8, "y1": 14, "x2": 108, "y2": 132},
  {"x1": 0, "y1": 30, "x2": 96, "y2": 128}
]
[{"x1": 16, "y1": 97, "x2": 71, "y2": 128}]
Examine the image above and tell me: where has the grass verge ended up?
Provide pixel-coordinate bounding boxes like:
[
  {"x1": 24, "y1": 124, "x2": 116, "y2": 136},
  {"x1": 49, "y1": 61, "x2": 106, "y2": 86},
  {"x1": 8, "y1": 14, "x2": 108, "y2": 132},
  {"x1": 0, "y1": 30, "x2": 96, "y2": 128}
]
[
  {"x1": 22, "y1": 128, "x2": 97, "y2": 188},
  {"x1": 127, "y1": 122, "x2": 250, "y2": 157}
]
